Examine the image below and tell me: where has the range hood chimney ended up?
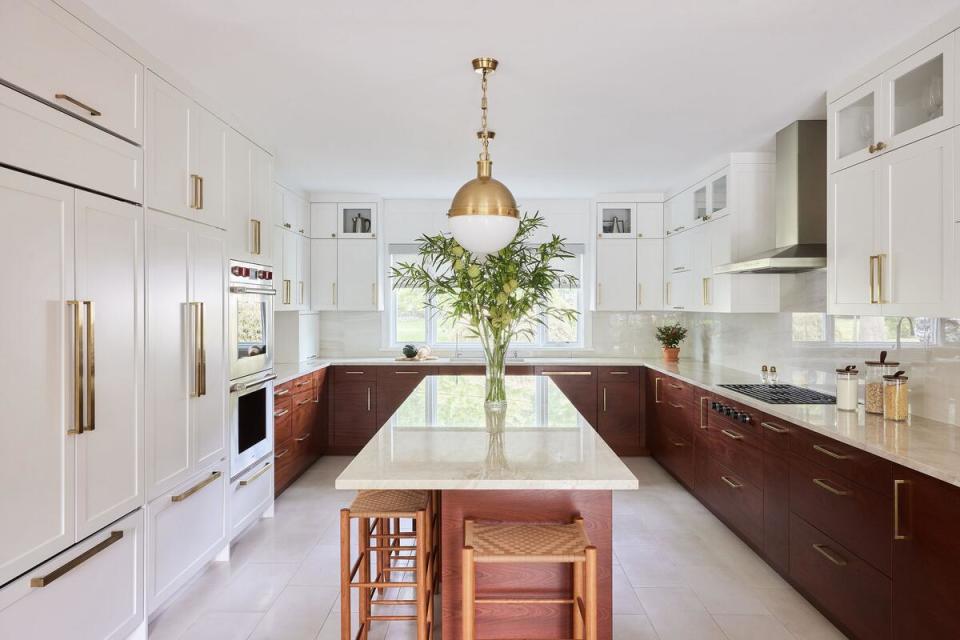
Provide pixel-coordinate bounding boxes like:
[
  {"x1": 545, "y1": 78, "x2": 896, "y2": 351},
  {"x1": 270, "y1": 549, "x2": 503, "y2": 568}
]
[{"x1": 714, "y1": 120, "x2": 827, "y2": 274}]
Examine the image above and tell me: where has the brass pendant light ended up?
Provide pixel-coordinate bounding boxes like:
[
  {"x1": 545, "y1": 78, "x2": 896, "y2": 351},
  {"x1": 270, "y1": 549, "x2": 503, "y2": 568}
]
[{"x1": 447, "y1": 57, "x2": 520, "y2": 254}]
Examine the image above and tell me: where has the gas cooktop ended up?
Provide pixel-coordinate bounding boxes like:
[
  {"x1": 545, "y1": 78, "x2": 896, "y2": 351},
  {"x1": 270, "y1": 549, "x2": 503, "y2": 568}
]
[{"x1": 718, "y1": 384, "x2": 836, "y2": 405}]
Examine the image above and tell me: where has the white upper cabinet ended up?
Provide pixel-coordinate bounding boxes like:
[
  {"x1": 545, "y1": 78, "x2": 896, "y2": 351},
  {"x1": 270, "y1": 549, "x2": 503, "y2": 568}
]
[
  {"x1": 225, "y1": 130, "x2": 273, "y2": 265},
  {"x1": 595, "y1": 238, "x2": 637, "y2": 311},
  {"x1": 193, "y1": 107, "x2": 229, "y2": 231},
  {"x1": 0, "y1": 0, "x2": 144, "y2": 143},
  {"x1": 665, "y1": 187, "x2": 695, "y2": 233},
  {"x1": 74, "y1": 191, "x2": 144, "y2": 539},
  {"x1": 708, "y1": 171, "x2": 728, "y2": 218},
  {"x1": 339, "y1": 203, "x2": 378, "y2": 238},
  {"x1": 635, "y1": 203, "x2": 664, "y2": 238},
  {"x1": 146, "y1": 72, "x2": 193, "y2": 219},
  {"x1": 276, "y1": 186, "x2": 309, "y2": 236},
  {"x1": 829, "y1": 127, "x2": 957, "y2": 317},
  {"x1": 636, "y1": 239, "x2": 663, "y2": 310},
  {"x1": 297, "y1": 234, "x2": 310, "y2": 309},
  {"x1": 829, "y1": 33, "x2": 956, "y2": 173},
  {"x1": 310, "y1": 202, "x2": 338, "y2": 238},
  {"x1": 0, "y1": 168, "x2": 76, "y2": 586},
  {"x1": 337, "y1": 238, "x2": 380, "y2": 311},
  {"x1": 310, "y1": 238, "x2": 338, "y2": 311},
  {"x1": 596, "y1": 203, "x2": 635, "y2": 239}
]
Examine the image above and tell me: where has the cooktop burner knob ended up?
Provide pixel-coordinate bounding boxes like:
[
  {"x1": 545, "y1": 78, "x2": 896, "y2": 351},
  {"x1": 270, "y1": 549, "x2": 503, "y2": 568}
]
[{"x1": 740, "y1": 414, "x2": 751, "y2": 423}]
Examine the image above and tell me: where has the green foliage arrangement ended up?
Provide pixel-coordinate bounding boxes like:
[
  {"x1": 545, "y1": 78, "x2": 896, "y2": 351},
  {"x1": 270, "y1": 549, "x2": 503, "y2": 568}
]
[
  {"x1": 656, "y1": 322, "x2": 688, "y2": 349},
  {"x1": 390, "y1": 212, "x2": 579, "y2": 402}
]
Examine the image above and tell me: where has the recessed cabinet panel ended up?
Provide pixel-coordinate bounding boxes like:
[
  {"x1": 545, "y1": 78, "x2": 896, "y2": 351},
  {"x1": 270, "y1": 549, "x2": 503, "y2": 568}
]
[
  {"x1": 829, "y1": 161, "x2": 879, "y2": 314},
  {"x1": 194, "y1": 107, "x2": 229, "y2": 230},
  {"x1": 310, "y1": 202, "x2": 338, "y2": 238},
  {"x1": 634, "y1": 203, "x2": 663, "y2": 238},
  {"x1": 337, "y1": 239, "x2": 379, "y2": 311},
  {"x1": 146, "y1": 72, "x2": 192, "y2": 218},
  {"x1": 636, "y1": 239, "x2": 663, "y2": 310},
  {"x1": 595, "y1": 238, "x2": 636, "y2": 311},
  {"x1": 311, "y1": 238, "x2": 338, "y2": 311}
]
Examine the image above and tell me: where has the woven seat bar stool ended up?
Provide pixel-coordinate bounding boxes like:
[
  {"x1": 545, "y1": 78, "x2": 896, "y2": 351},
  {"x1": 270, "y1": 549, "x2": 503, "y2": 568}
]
[
  {"x1": 340, "y1": 490, "x2": 438, "y2": 640},
  {"x1": 462, "y1": 516, "x2": 597, "y2": 640}
]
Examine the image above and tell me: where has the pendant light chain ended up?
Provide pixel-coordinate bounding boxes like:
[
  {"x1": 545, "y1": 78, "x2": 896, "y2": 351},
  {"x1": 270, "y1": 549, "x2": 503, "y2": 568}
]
[{"x1": 479, "y1": 69, "x2": 490, "y2": 162}]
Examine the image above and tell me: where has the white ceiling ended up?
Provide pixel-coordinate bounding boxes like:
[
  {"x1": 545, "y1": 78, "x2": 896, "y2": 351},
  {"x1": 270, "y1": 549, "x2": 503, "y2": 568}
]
[{"x1": 84, "y1": 0, "x2": 959, "y2": 197}]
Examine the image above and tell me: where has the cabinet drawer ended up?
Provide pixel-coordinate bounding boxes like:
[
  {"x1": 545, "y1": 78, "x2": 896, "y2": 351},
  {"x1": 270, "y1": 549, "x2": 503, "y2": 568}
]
[
  {"x1": 0, "y1": 509, "x2": 143, "y2": 640},
  {"x1": 659, "y1": 398, "x2": 697, "y2": 441},
  {"x1": 334, "y1": 366, "x2": 379, "y2": 381},
  {"x1": 791, "y1": 428, "x2": 893, "y2": 495},
  {"x1": 659, "y1": 375, "x2": 696, "y2": 405},
  {"x1": 757, "y1": 414, "x2": 795, "y2": 454},
  {"x1": 651, "y1": 423, "x2": 694, "y2": 489},
  {"x1": 274, "y1": 442, "x2": 295, "y2": 471},
  {"x1": 789, "y1": 514, "x2": 891, "y2": 640},
  {"x1": 0, "y1": 83, "x2": 142, "y2": 203},
  {"x1": 695, "y1": 455, "x2": 763, "y2": 549},
  {"x1": 292, "y1": 389, "x2": 314, "y2": 422},
  {"x1": 0, "y1": 0, "x2": 144, "y2": 143},
  {"x1": 291, "y1": 373, "x2": 315, "y2": 393},
  {"x1": 146, "y1": 464, "x2": 227, "y2": 612},
  {"x1": 230, "y1": 460, "x2": 273, "y2": 539},
  {"x1": 274, "y1": 380, "x2": 294, "y2": 399},
  {"x1": 598, "y1": 366, "x2": 639, "y2": 383},
  {"x1": 700, "y1": 422, "x2": 764, "y2": 488},
  {"x1": 274, "y1": 405, "x2": 293, "y2": 445},
  {"x1": 790, "y1": 455, "x2": 892, "y2": 575}
]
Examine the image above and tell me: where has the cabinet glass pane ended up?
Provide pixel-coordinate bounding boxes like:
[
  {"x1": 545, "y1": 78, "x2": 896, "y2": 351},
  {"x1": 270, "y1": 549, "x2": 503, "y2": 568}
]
[
  {"x1": 342, "y1": 207, "x2": 373, "y2": 234},
  {"x1": 694, "y1": 186, "x2": 707, "y2": 220},
  {"x1": 837, "y1": 93, "x2": 875, "y2": 158},
  {"x1": 711, "y1": 176, "x2": 726, "y2": 213},
  {"x1": 893, "y1": 54, "x2": 944, "y2": 135},
  {"x1": 600, "y1": 207, "x2": 631, "y2": 234}
]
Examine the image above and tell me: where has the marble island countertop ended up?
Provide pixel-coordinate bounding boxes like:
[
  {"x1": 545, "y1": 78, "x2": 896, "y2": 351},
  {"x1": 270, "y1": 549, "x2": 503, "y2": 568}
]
[{"x1": 278, "y1": 356, "x2": 960, "y2": 488}]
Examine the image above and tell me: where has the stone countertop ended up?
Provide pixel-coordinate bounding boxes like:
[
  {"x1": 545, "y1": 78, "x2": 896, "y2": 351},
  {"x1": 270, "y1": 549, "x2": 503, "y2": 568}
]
[
  {"x1": 644, "y1": 360, "x2": 960, "y2": 488},
  {"x1": 276, "y1": 356, "x2": 960, "y2": 488}
]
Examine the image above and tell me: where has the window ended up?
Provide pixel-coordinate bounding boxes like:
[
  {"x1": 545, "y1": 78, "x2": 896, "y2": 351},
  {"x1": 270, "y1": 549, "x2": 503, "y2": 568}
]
[
  {"x1": 791, "y1": 313, "x2": 943, "y2": 346},
  {"x1": 387, "y1": 243, "x2": 585, "y2": 349}
]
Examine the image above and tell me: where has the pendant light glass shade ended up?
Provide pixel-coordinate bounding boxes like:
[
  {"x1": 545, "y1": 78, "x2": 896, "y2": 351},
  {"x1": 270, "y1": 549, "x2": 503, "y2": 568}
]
[{"x1": 447, "y1": 58, "x2": 519, "y2": 254}]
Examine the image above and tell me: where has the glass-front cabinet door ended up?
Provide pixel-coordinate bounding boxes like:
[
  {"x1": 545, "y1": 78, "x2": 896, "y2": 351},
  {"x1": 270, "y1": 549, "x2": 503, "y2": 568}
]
[
  {"x1": 596, "y1": 202, "x2": 635, "y2": 238},
  {"x1": 338, "y1": 203, "x2": 377, "y2": 238},
  {"x1": 829, "y1": 77, "x2": 882, "y2": 173},
  {"x1": 882, "y1": 34, "x2": 954, "y2": 152},
  {"x1": 709, "y1": 172, "x2": 727, "y2": 218}
]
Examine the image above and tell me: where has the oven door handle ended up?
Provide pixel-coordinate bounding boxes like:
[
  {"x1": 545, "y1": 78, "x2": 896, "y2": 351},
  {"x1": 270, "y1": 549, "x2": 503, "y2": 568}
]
[
  {"x1": 230, "y1": 373, "x2": 278, "y2": 394},
  {"x1": 230, "y1": 286, "x2": 277, "y2": 296}
]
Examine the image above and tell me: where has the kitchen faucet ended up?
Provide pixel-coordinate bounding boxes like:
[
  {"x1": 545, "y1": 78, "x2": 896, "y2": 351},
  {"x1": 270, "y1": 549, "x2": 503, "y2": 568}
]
[{"x1": 895, "y1": 316, "x2": 915, "y2": 351}]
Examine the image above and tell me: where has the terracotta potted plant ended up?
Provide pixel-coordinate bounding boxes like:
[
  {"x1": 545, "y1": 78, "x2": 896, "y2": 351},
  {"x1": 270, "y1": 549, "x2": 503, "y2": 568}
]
[{"x1": 656, "y1": 322, "x2": 687, "y2": 362}]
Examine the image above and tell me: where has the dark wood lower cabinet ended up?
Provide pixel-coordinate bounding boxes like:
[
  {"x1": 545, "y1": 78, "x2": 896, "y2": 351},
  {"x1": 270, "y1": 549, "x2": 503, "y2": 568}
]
[
  {"x1": 597, "y1": 379, "x2": 642, "y2": 455},
  {"x1": 376, "y1": 366, "x2": 433, "y2": 426},
  {"x1": 275, "y1": 370, "x2": 327, "y2": 496},
  {"x1": 892, "y1": 466, "x2": 960, "y2": 639},
  {"x1": 762, "y1": 450, "x2": 790, "y2": 574},
  {"x1": 537, "y1": 366, "x2": 598, "y2": 427},
  {"x1": 330, "y1": 381, "x2": 377, "y2": 454}
]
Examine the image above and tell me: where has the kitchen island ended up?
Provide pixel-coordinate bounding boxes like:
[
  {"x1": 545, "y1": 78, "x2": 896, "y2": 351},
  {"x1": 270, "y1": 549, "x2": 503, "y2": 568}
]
[{"x1": 336, "y1": 374, "x2": 638, "y2": 639}]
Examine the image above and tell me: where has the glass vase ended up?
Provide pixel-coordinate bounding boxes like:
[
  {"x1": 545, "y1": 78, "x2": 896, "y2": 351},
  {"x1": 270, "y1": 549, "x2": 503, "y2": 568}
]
[{"x1": 480, "y1": 322, "x2": 509, "y2": 409}]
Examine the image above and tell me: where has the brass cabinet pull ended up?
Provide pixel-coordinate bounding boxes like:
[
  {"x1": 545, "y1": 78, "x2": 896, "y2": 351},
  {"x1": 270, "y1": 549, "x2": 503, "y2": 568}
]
[
  {"x1": 669, "y1": 402, "x2": 684, "y2": 410},
  {"x1": 702, "y1": 277, "x2": 710, "y2": 306},
  {"x1": 813, "y1": 478, "x2": 851, "y2": 496},
  {"x1": 31, "y1": 530, "x2": 123, "y2": 587},
  {"x1": 654, "y1": 377, "x2": 662, "y2": 403},
  {"x1": 299, "y1": 281, "x2": 304, "y2": 305},
  {"x1": 295, "y1": 432, "x2": 312, "y2": 442},
  {"x1": 367, "y1": 387, "x2": 372, "y2": 412},
  {"x1": 761, "y1": 421, "x2": 788, "y2": 434},
  {"x1": 251, "y1": 219, "x2": 262, "y2": 255},
  {"x1": 199, "y1": 302, "x2": 206, "y2": 397},
  {"x1": 869, "y1": 143, "x2": 878, "y2": 154},
  {"x1": 637, "y1": 283, "x2": 642, "y2": 306},
  {"x1": 275, "y1": 389, "x2": 290, "y2": 397},
  {"x1": 283, "y1": 280, "x2": 291, "y2": 305},
  {"x1": 274, "y1": 408, "x2": 289, "y2": 418},
  {"x1": 198, "y1": 175, "x2": 204, "y2": 210},
  {"x1": 812, "y1": 543, "x2": 847, "y2": 566},
  {"x1": 190, "y1": 302, "x2": 206, "y2": 397},
  {"x1": 699, "y1": 396, "x2": 709, "y2": 429},
  {"x1": 67, "y1": 301, "x2": 84, "y2": 435},
  {"x1": 869, "y1": 141, "x2": 887, "y2": 153},
  {"x1": 332, "y1": 282, "x2": 337, "y2": 305},
  {"x1": 394, "y1": 371, "x2": 421, "y2": 374},
  {"x1": 721, "y1": 475, "x2": 743, "y2": 489},
  {"x1": 894, "y1": 479, "x2": 907, "y2": 540},
  {"x1": 609, "y1": 371, "x2": 629, "y2": 375},
  {"x1": 813, "y1": 444, "x2": 848, "y2": 460},
  {"x1": 345, "y1": 371, "x2": 366, "y2": 375},
  {"x1": 665, "y1": 281, "x2": 671, "y2": 306},
  {"x1": 720, "y1": 428, "x2": 743, "y2": 441},
  {"x1": 602, "y1": 386, "x2": 607, "y2": 412},
  {"x1": 239, "y1": 463, "x2": 272, "y2": 486},
  {"x1": 171, "y1": 471, "x2": 221, "y2": 503},
  {"x1": 275, "y1": 448, "x2": 290, "y2": 459},
  {"x1": 542, "y1": 371, "x2": 592, "y2": 376},
  {"x1": 596, "y1": 282, "x2": 602, "y2": 306},
  {"x1": 54, "y1": 93, "x2": 101, "y2": 117},
  {"x1": 190, "y1": 174, "x2": 203, "y2": 210},
  {"x1": 371, "y1": 282, "x2": 376, "y2": 306},
  {"x1": 84, "y1": 301, "x2": 95, "y2": 431},
  {"x1": 669, "y1": 383, "x2": 683, "y2": 390},
  {"x1": 297, "y1": 398, "x2": 310, "y2": 406},
  {"x1": 876, "y1": 253, "x2": 885, "y2": 303},
  {"x1": 671, "y1": 440, "x2": 686, "y2": 448}
]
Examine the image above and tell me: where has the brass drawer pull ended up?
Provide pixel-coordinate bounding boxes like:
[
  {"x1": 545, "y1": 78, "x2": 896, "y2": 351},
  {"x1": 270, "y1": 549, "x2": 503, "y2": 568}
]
[
  {"x1": 239, "y1": 462, "x2": 272, "y2": 486},
  {"x1": 721, "y1": 476, "x2": 743, "y2": 489},
  {"x1": 251, "y1": 219, "x2": 262, "y2": 255},
  {"x1": 345, "y1": 371, "x2": 366, "y2": 375},
  {"x1": 894, "y1": 479, "x2": 906, "y2": 540},
  {"x1": 54, "y1": 93, "x2": 101, "y2": 117},
  {"x1": 296, "y1": 398, "x2": 311, "y2": 406},
  {"x1": 30, "y1": 530, "x2": 123, "y2": 587},
  {"x1": 669, "y1": 402, "x2": 684, "y2": 409},
  {"x1": 295, "y1": 432, "x2": 312, "y2": 442},
  {"x1": 670, "y1": 440, "x2": 686, "y2": 448},
  {"x1": 274, "y1": 408, "x2": 289, "y2": 418},
  {"x1": 812, "y1": 543, "x2": 847, "y2": 566},
  {"x1": 813, "y1": 444, "x2": 849, "y2": 460},
  {"x1": 541, "y1": 371, "x2": 592, "y2": 376},
  {"x1": 720, "y1": 429, "x2": 743, "y2": 441},
  {"x1": 668, "y1": 383, "x2": 683, "y2": 390},
  {"x1": 67, "y1": 300, "x2": 84, "y2": 435},
  {"x1": 608, "y1": 371, "x2": 629, "y2": 375},
  {"x1": 275, "y1": 389, "x2": 290, "y2": 397},
  {"x1": 813, "y1": 478, "x2": 851, "y2": 496},
  {"x1": 761, "y1": 421, "x2": 788, "y2": 434},
  {"x1": 171, "y1": 471, "x2": 221, "y2": 503},
  {"x1": 394, "y1": 371, "x2": 421, "y2": 374},
  {"x1": 84, "y1": 300, "x2": 95, "y2": 431},
  {"x1": 275, "y1": 448, "x2": 290, "y2": 459},
  {"x1": 654, "y1": 377, "x2": 662, "y2": 404}
]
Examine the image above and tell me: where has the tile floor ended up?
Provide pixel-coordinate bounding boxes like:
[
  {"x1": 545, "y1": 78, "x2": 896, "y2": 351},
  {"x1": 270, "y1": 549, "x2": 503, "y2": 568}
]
[{"x1": 148, "y1": 457, "x2": 847, "y2": 640}]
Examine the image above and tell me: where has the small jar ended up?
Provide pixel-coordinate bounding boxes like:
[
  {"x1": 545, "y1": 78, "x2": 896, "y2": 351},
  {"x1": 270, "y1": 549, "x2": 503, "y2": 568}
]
[
  {"x1": 835, "y1": 366, "x2": 859, "y2": 412},
  {"x1": 769, "y1": 366, "x2": 779, "y2": 384},
  {"x1": 864, "y1": 352, "x2": 899, "y2": 414},
  {"x1": 882, "y1": 372, "x2": 909, "y2": 422}
]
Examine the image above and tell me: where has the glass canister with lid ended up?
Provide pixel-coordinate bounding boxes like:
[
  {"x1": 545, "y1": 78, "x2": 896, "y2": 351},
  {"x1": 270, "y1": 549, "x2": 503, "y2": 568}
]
[
  {"x1": 835, "y1": 365, "x2": 859, "y2": 411},
  {"x1": 865, "y1": 350, "x2": 899, "y2": 414},
  {"x1": 883, "y1": 371, "x2": 909, "y2": 421}
]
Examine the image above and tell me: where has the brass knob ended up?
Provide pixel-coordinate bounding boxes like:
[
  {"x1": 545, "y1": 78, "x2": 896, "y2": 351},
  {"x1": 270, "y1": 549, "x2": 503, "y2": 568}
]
[
  {"x1": 875, "y1": 141, "x2": 887, "y2": 151},
  {"x1": 869, "y1": 143, "x2": 877, "y2": 153}
]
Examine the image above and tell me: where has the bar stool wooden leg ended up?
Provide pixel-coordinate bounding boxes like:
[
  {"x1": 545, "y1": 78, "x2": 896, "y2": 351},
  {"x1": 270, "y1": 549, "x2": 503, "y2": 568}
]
[
  {"x1": 462, "y1": 544, "x2": 476, "y2": 640},
  {"x1": 584, "y1": 545, "x2": 598, "y2": 640},
  {"x1": 573, "y1": 556, "x2": 585, "y2": 640},
  {"x1": 415, "y1": 508, "x2": 428, "y2": 640},
  {"x1": 359, "y1": 517, "x2": 371, "y2": 640},
  {"x1": 376, "y1": 517, "x2": 386, "y2": 597},
  {"x1": 339, "y1": 509, "x2": 351, "y2": 640}
]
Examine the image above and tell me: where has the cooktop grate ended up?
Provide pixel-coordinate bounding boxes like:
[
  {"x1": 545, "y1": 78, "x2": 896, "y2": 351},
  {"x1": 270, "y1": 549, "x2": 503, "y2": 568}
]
[{"x1": 718, "y1": 384, "x2": 836, "y2": 405}]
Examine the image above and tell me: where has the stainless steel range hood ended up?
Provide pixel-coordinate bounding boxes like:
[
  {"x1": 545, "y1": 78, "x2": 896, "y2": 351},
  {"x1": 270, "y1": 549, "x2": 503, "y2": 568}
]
[{"x1": 714, "y1": 120, "x2": 826, "y2": 275}]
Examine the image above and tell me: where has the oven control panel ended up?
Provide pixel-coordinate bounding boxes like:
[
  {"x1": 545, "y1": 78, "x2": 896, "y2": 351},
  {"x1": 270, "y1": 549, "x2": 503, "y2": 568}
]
[{"x1": 229, "y1": 260, "x2": 273, "y2": 286}]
